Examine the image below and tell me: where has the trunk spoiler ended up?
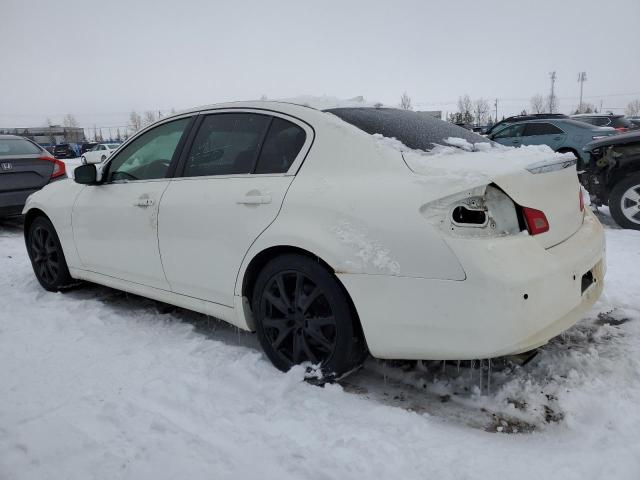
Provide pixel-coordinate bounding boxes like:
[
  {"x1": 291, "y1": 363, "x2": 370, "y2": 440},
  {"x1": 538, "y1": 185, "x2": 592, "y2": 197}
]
[{"x1": 526, "y1": 157, "x2": 577, "y2": 174}]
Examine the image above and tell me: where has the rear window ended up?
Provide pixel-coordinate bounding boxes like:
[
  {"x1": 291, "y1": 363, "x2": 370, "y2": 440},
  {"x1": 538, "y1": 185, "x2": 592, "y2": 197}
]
[
  {"x1": 0, "y1": 138, "x2": 42, "y2": 155},
  {"x1": 325, "y1": 108, "x2": 489, "y2": 152}
]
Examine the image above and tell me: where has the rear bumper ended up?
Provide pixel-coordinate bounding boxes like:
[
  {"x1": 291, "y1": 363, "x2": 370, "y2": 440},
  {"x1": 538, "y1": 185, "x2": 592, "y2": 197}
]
[
  {"x1": 338, "y1": 209, "x2": 605, "y2": 360},
  {"x1": 0, "y1": 188, "x2": 40, "y2": 217}
]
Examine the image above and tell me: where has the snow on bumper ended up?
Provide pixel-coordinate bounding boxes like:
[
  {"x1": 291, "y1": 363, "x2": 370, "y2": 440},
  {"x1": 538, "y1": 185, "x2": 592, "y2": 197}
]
[{"x1": 338, "y1": 209, "x2": 605, "y2": 360}]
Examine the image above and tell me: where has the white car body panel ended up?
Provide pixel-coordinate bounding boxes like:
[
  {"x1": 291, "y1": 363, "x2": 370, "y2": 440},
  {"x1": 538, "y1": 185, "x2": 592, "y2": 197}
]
[
  {"x1": 82, "y1": 144, "x2": 118, "y2": 164},
  {"x1": 22, "y1": 101, "x2": 606, "y2": 359}
]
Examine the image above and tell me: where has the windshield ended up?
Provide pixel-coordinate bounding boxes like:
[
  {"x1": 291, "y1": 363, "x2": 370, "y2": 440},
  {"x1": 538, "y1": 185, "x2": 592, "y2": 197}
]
[
  {"x1": 106, "y1": 144, "x2": 120, "y2": 149},
  {"x1": 325, "y1": 108, "x2": 489, "y2": 152}
]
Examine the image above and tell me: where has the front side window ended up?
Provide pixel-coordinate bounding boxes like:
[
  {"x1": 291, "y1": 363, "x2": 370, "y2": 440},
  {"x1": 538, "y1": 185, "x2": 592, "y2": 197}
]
[
  {"x1": 254, "y1": 117, "x2": 306, "y2": 174},
  {"x1": 493, "y1": 123, "x2": 525, "y2": 139},
  {"x1": 524, "y1": 122, "x2": 564, "y2": 136},
  {"x1": 183, "y1": 113, "x2": 271, "y2": 177},
  {"x1": 107, "y1": 118, "x2": 189, "y2": 182}
]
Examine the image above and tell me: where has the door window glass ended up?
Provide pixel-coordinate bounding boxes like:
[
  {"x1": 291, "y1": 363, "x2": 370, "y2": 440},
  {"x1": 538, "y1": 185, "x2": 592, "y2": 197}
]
[
  {"x1": 183, "y1": 113, "x2": 271, "y2": 177},
  {"x1": 254, "y1": 117, "x2": 306, "y2": 174},
  {"x1": 523, "y1": 122, "x2": 564, "y2": 136},
  {"x1": 107, "y1": 118, "x2": 190, "y2": 182},
  {"x1": 493, "y1": 123, "x2": 525, "y2": 139}
]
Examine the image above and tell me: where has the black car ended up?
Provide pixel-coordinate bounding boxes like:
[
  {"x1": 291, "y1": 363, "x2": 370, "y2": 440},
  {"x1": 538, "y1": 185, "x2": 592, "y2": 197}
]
[
  {"x1": 485, "y1": 113, "x2": 568, "y2": 136},
  {"x1": 0, "y1": 135, "x2": 67, "y2": 218},
  {"x1": 582, "y1": 130, "x2": 640, "y2": 230},
  {"x1": 53, "y1": 143, "x2": 78, "y2": 159},
  {"x1": 571, "y1": 114, "x2": 636, "y2": 132}
]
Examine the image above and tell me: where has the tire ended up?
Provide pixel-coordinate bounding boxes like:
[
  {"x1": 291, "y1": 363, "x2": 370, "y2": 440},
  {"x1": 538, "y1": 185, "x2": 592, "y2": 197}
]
[
  {"x1": 26, "y1": 216, "x2": 74, "y2": 291},
  {"x1": 81, "y1": 155, "x2": 87, "y2": 164},
  {"x1": 100, "y1": 155, "x2": 106, "y2": 161},
  {"x1": 252, "y1": 254, "x2": 367, "y2": 380},
  {"x1": 609, "y1": 172, "x2": 640, "y2": 230}
]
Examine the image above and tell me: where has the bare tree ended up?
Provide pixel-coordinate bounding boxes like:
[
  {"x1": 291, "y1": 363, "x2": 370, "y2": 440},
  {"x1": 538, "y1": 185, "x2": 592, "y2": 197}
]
[
  {"x1": 575, "y1": 103, "x2": 596, "y2": 114},
  {"x1": 399, "y1": 92, "x2": 412, "y2": 110},
  {"x1": 62, "y1": 114, "x2": 78, "y2": 128},
  {"x1": 374, "y1": 102, "x2": 383, "y2": 108},
  {"x1": 530, "y1": 94, "x2": 545, "y2": 114},
  {"x1": 453, "y1": 95, "x2": 474, "y2": 124},
  {"x1": 626, "y1": 99, "x2": 640, "y2": 117},
  {"x1": 473, "y1": 98, "x2": 490, "y2": 125},
  {"x1": 129, "y1": 111, "x2": 143, "y2": 132},
  {"x1": 143, "y1": 111, "x2": 157, "y2": 126}
]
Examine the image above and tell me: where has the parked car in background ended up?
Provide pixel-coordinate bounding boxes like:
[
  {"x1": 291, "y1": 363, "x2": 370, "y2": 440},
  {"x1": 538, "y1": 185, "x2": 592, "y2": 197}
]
[
  {"x1": 53, "y1": 143, "x2": 78, "y2": 159},
  {"x1": 571, "y1": 114, "x2": 636, "y2": 132},
  {"x1": 487, "y1": 118, "x2": 617, "y2": 163},
  {"x1": 627, "y1": 117, "x2": 640, "y2": 129},
  {"x1": 81, "y1": 143, "x2": 120, "y2": 164},
  {"x1": 582, "y1": 130, "x2": 640, "y2": 230},
  {"x1": 485, "y1": 113, "x2": 568, "y2": 136},
  {"x1": 22, "y1": 102, "x2": 604, "y2": 379},
  {"x1": 0, "y1": 135, "x2": 66, "y2": 218},
  {"x1": 80, "y1": 142, "x2": 99, "y2": 155}
]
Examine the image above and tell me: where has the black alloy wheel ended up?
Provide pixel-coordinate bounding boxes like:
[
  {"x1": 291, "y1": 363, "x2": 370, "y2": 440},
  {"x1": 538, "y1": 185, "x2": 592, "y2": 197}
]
[
  {"x1": 252, "y1": 254, "x2": 367, "y2": 380},
  {"x1": 27, "y1": 216, "x2": 74, "y2": 291}
]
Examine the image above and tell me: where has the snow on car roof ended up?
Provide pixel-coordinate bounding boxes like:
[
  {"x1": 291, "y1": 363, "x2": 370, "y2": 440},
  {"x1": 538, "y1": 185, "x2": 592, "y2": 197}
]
[{"x1": 325, "y1": 107, "x2": 489, "y2": 152}]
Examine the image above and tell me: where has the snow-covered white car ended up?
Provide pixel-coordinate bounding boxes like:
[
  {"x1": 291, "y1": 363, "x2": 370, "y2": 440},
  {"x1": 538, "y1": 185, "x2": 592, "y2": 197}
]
[
  {"x1": 80, "y1": 143, "x2": 120, "y2": 164},
  {"x1": 22, "y1": 102, "x2": 605, "y2": 379}
]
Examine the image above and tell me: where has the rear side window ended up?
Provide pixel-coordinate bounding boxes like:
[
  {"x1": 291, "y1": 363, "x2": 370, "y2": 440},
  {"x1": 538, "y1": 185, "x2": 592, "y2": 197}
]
[
  {"x1": 523, "y1": 122, "x2": 564, "y2": 136},
  {"x1": 254, "y1": 118, "x2": 306, "y2": 174},
  {"x1": 0, "y1": 138, "x2": 42, "y2": 155},
  {"x1": 183, "y1": 113, "x2": 271, "y2": 177}
]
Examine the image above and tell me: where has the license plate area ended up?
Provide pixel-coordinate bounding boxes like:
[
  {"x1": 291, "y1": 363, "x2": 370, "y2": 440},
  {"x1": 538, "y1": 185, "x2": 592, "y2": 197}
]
[{"x1": 581, "y1": 269, "x2": 595, "y2": 294}]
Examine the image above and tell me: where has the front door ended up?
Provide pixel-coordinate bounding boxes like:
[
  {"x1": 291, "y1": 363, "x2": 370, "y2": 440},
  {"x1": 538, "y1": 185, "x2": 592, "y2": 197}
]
[
  {"x1": 72, "y1": 117, "x2": 192, "y2": 290},
  {"x1": 158, "y1": 111, "x2": 311, "y2": 306}
]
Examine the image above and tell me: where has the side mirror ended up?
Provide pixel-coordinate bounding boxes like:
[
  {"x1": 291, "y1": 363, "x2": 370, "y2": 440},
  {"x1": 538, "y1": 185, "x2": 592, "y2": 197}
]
[{"x1": 74, "y1": 164, "x2": 98, "y2": 184}]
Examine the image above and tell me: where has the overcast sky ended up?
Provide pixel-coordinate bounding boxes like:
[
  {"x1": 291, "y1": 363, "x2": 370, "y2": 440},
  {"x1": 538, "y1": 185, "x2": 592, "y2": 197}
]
[{"x1": 1, "y1": 0, "x2": 639, "y2": 130}]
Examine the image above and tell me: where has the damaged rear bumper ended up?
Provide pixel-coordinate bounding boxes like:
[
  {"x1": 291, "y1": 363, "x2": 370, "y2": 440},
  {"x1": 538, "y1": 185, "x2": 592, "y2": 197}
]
[{"x1": 338, "y1": 209, "x2": 605, "y2": 360}]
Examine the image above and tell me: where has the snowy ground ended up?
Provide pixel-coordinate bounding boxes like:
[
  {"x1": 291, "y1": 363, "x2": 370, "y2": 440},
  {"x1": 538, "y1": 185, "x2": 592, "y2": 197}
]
[{"x1": 1, "y1": 211, "x2": 640, "y2": 479}]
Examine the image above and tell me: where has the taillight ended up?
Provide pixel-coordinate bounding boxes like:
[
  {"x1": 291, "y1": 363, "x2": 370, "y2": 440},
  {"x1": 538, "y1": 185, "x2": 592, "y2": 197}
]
[
  {"x1": 579, "y1": 188, "x2": 584, "y2": 212},
  {"x1": 615, "y1": 127, "x2": 628, "y2": 133},
  {"x1": 39, "y1": 156, "x2": 66, "y2": 179},
  {"x1": 522, "y1": 207, "x2": 549, "y2": 235}
]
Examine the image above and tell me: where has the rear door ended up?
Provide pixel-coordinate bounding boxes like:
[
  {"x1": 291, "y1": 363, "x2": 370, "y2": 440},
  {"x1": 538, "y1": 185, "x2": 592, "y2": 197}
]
[
  {"x1": 158, "y1": 110, "x2": 312, "y2": 306},
  {"x1": 522, "y1": 122, "x2": 567, "y2": 150}
]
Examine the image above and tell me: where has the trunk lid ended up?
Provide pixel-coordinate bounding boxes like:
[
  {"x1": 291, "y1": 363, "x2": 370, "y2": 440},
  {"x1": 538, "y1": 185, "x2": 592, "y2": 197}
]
[
  {"x1": 0, "y1": 154, "x2": 54, "y2": 193},
  {"x1": 401, "y1": 145, "x2": 583, "y2": 249}
]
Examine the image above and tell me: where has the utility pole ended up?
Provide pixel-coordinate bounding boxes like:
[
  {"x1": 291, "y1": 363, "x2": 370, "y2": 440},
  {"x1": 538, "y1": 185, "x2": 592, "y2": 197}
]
[
  {"x1": 549, "y1": 71, "x2": 557, "y2": 113},
  {"x1": 494, "y1": 98, "x2": 498, "y2": 122},
  {"x1": 577, "y1": 72, "x2": 587, "y2": 113}
]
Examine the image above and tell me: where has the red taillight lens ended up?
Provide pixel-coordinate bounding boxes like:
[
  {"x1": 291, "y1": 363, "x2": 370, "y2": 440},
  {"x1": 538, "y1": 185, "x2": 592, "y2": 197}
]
[
  {"x1": 522, "y1": 207, "x2": 549, "y2": 235},
  {"x1": 579, "y1": 188, "x2": 585, "y2": 212},
  {"x1": 615, "y1": 127, "x2": 628, "y2": 133},
  {"x1": 38, "y1": 156, "x2": 66, "y2": 179}
]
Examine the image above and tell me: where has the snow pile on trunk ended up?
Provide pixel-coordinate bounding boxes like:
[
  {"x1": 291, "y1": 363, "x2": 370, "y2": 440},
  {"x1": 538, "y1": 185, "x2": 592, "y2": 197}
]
[{"x1": 276, "y1": 94, "x2": 381, "y2": 110}]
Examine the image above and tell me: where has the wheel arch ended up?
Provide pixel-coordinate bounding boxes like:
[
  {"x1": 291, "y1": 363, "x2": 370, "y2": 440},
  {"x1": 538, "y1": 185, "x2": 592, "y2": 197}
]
[
  {"x1": 23, "y1": 208, "x2": 49, "y2": 242},
  {"x1": 239, "y1": 245, "x2": 365, "y2": 341}
]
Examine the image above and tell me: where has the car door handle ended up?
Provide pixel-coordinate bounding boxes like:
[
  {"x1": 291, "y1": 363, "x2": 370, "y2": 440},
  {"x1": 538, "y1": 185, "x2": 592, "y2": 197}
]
[
  {"x1": 134, "y1": 198, "x2": 155, "y2": 207},
  {"x1": 237, "y1": 194, "x2": 272, "y2": 205}
]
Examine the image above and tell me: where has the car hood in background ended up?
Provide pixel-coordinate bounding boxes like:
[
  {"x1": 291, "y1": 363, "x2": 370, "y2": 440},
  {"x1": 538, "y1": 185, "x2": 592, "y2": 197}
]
[{"x1": 584, "y1": 130, "x2": 640, "y2": 151}]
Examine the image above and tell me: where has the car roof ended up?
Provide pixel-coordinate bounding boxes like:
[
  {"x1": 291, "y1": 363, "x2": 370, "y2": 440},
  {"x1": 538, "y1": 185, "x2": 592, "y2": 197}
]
[{"x1": 585, "y1": 129, "x2": 640, "y2": 150}]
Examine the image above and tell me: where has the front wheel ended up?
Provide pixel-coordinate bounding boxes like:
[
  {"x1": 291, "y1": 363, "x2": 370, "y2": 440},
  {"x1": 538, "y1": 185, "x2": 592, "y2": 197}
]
[
  {"x1": 252, "y1": 254, "x2": 367, "y2": 380},
  {"x1": 609, "y1": 172, "x2": 640, "y2": 230},
  {"x1": 27, "y1": 216, "x2": 74, "y2": 291}
]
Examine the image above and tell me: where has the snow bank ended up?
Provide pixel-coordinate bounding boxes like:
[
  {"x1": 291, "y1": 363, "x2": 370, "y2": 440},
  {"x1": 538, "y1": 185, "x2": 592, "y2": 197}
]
[{"x1": 1, "y1": 217, "x2": 640, "y2": 479}]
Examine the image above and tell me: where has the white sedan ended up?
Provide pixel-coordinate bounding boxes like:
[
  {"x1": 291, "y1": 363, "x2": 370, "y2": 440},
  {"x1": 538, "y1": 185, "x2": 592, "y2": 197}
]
[
  {"x1": 22, "y1": 102, "x2": 605, "y2": 379},
  {"x1": 81, "y1": 143, "x2": 120, "y2": 164}
]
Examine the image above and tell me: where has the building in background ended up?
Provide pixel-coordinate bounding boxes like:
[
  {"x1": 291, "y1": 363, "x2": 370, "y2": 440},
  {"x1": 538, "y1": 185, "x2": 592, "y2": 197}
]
[{"x1": 0, "y1": 126, "x2": 85, "y2": 146}]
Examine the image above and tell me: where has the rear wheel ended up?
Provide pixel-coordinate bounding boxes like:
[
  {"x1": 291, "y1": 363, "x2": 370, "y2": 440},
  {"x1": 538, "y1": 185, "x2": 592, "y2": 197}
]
[
  {"x1": 252, "y1": 254, "x2": 367, "y2": 380},
  {"x1": 609, "y1": 172, "x2": 640, "y2": 230},
  {"x1": 27, "y1": 216, "x2": 74, "y2": 291}
]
